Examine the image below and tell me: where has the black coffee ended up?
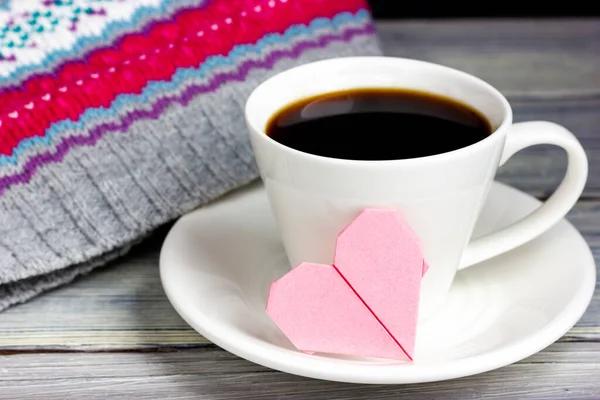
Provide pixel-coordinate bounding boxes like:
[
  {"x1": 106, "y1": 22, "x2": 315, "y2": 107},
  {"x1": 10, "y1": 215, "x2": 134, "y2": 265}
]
[{"x1": 266, "y1": 88, "x2": 492, "y2": 160}]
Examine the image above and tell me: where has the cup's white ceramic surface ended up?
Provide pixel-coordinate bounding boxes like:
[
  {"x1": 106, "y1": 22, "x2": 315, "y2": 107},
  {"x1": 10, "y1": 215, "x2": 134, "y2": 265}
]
[{"x1": 245, "y1": 56, "x2": 588, "y2": 319}]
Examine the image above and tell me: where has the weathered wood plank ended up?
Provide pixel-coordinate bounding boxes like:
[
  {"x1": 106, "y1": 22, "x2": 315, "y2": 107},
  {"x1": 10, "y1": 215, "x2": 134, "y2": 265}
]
[
  {"x1": 1, "y1": 17, "x2": 599, "y2": 349},
  {"x1": 1, "y1": 342, "x2": 599, "y2": 399},
  {"x1": 0, "y1": 17, "x2": 598, "y2": 399},
  {"x1": 0, "y1": 198, "x2": 598, "y2": 350},
  {"x1": 377, "y1": 19, "x2": 600, "y2": 96}
]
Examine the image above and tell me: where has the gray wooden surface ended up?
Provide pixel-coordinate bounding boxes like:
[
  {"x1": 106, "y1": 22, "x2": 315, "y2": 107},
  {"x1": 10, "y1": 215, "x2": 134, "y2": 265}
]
[{"x1": 1, "y1": 19, "x2": 599, "y2": 399}]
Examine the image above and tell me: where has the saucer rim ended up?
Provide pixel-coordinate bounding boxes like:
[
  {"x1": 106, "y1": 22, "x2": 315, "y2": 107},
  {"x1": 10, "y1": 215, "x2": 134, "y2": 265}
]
[{"x1": 160, "y1": 182, "x2": 596, "y2": 384}]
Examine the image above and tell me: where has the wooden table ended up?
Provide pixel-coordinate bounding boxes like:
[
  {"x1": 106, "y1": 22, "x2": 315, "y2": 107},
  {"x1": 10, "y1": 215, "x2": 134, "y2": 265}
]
[{"x1": 1, "y1": 19, "x2": 599, "y2": 399}]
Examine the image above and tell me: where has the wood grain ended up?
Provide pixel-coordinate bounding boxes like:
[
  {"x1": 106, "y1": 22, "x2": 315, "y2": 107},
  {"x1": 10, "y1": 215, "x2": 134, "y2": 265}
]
[
  {"x1": 1, "y1": 343, "x2": 600, "y2": 399},
  {"x1": 377, "y1": 19, "x2": 600, "y2": 96},
  {"x1": 0, "y1": 18, "x2": 598, "y2": 399}
]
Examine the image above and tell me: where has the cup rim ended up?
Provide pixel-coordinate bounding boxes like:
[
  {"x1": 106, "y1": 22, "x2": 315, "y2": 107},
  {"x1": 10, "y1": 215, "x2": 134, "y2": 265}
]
[{"x1": 245, "y1": 56, "x2": 513, "y2": 167}]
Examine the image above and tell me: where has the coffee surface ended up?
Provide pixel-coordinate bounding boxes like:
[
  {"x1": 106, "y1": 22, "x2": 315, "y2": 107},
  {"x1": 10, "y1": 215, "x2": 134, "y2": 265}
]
[{"x1": 266, "y1": 88, "x2": 492, "y2": 160}]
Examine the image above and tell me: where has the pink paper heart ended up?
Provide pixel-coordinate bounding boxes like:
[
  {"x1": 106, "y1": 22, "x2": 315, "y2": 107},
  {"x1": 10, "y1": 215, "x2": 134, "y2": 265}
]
[
  {"x1": 266, "y1": 209, "x2": 428, "y2": 361},
  {"x1": 267, "y1": 262, "x2": 410, "y2": 360}
]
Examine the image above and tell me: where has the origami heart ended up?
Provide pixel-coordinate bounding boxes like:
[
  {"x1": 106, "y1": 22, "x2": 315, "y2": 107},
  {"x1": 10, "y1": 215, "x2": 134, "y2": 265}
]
[{"x1": 266, "y1": 209, "x2": 428, "y2": 361}]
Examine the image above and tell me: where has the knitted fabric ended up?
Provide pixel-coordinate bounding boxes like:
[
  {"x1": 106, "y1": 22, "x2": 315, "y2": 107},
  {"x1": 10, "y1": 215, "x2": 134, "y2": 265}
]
[{"x1": 0, "y1": 0, "x2": 381, "y2": 311}]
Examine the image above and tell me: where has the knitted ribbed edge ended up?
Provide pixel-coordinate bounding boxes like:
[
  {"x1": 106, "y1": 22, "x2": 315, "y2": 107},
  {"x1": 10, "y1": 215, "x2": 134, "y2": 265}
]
[{"x1": 0, "y1": 33, "x2": 381, "y2": 311}]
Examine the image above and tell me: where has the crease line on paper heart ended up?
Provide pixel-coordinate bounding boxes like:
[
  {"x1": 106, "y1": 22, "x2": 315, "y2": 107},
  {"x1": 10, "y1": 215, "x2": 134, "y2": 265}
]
[{"x1": 331, "y1": 264, "x2": 412, "y2": 361}]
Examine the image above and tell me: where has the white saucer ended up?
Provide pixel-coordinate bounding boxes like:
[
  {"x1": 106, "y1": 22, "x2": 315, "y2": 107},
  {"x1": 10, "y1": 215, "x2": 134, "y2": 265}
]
[{"x1": 160, "y1": 182, "x2": 595, "y2": 384}]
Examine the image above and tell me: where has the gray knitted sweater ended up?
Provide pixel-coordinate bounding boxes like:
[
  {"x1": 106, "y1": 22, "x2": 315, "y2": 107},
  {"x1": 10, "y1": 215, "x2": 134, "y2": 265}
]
[{"x1": 0, "y1": 0, "x2": 381, "y2": 310}]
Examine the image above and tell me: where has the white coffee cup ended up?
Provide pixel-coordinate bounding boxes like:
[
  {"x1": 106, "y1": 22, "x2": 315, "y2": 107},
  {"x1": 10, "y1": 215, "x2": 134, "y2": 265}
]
[{"x1": 245, "y1": 56, "x2": 588, "y2": 319}]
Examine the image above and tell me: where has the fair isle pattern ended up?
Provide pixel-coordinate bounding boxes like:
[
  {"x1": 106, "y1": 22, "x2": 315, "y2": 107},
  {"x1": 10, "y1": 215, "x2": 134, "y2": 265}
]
[
  {"x1": 0, "y1": 11, "x2": 373, "y2": 193},
  {"x1": 0, "y1": 0, "x2": 381, "y2": 310},
  {"x1": 0, "y1": 0, "x2": 204, "y2": 78},
  {"x1": 0, "y1": 0, "x2": 205, "y2": 86},
  {"x1": 0, "y1": 0, "x2": 367, "y2": 145}
]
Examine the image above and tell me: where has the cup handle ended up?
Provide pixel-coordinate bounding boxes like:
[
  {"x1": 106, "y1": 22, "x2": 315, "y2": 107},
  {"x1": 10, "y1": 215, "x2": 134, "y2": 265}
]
[{"x1": 459, "y1": 121, "x2": 588, "y2": 270}]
